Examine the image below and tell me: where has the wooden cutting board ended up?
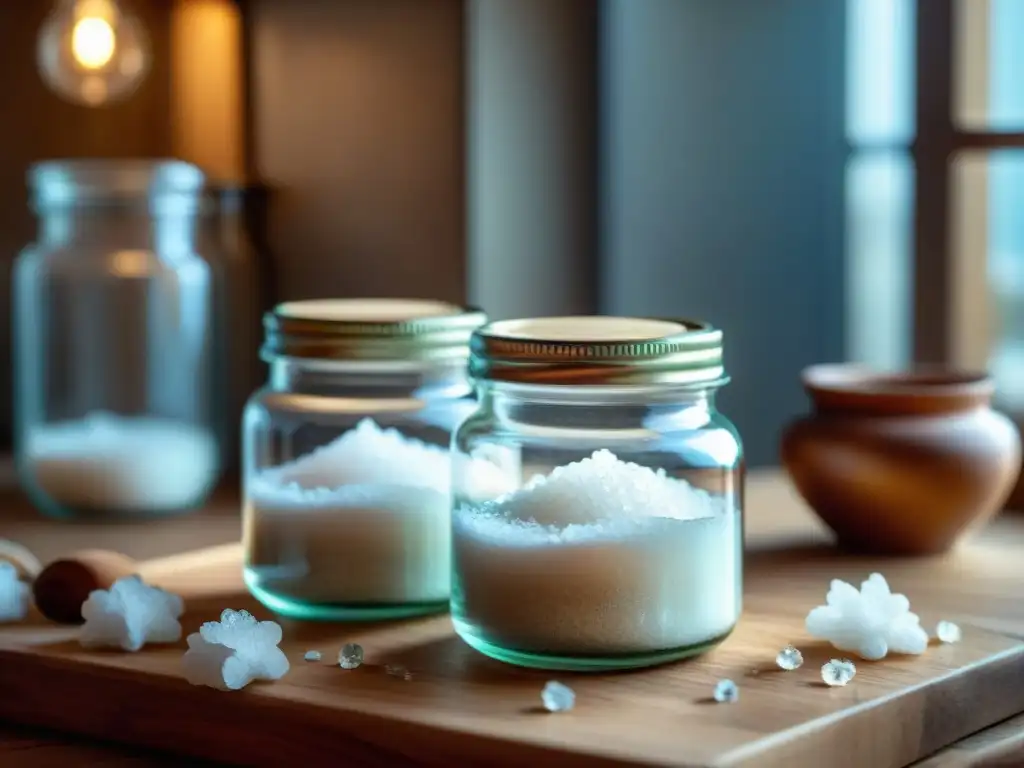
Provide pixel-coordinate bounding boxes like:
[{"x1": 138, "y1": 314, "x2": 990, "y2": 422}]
[{"x1": 1, "y1": 475, "x2": 1024, "y2": 768}]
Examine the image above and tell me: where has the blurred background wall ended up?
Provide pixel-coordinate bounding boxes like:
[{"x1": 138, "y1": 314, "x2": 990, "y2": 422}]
[{"x1": 1, "y1": 0, "x2": 1022, "y2": 474}]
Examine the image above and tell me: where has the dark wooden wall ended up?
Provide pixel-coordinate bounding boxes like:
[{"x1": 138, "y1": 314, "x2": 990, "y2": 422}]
[{"x1": 0, "y1": 0, "x2": 174, "y2": 445}]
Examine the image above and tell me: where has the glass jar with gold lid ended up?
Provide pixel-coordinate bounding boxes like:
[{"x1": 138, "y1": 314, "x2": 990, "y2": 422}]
[
  {"x1": 450, "y1": 316, "x2": 744, "y2": 671},
  {"x1": 242, "y1": 298, "x2": 508, "y2": 621}
]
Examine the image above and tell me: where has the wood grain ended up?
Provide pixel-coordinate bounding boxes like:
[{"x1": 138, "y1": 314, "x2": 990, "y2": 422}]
[
  {"x1": 915, "y1": 712, "x2": 1024, "y2": 767},
  {"x1": 2, "y1": 473, "x2": 1024, "y2": 767}
]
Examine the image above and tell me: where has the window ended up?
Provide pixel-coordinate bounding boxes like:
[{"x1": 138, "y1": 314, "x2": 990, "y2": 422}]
[{"x1": 847, "y1": 0, "x2": 1024, "y2": 420}]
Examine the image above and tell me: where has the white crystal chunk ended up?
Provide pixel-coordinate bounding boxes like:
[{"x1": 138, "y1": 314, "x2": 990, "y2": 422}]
[
  {"x1": 805, "y1": 573, "x2": 928, "y2": 660},
  {"x1": 304, "y1": 650, "x2": 322, "y2": 662}
]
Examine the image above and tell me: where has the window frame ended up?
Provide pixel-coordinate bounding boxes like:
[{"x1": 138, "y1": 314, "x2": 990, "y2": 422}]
[{"x1": 913, "y1": 0, "x2": 1024, "y2": 365}]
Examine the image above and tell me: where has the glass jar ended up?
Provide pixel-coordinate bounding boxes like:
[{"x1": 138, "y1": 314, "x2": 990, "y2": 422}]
[
  {"x1": 242, "y1": 298, "x2": 498, "y2": 621},
  {"x1": 13, "y1": 160, "x2": 220, "y2": 520},
  {"x1": 198, "y1": 184, "x2": 268, "y2": 476},
  {"x1": 451, "y1": 316, "x2": 744, "y2": 671}
]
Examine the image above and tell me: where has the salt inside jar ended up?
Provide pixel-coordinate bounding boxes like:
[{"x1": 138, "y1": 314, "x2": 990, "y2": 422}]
[
  {"x1": 24, "y1": 412, "x2": 219, "y2": 514},
  {"x1": 247, "y1": 418, "x2": 513, "y2": 607},
  {"x1": 242, "y1": 298, "x2": 500, "y2": 620},
  {"x1": 451, "y1": 315, "x2": 744, "y2": 671}
]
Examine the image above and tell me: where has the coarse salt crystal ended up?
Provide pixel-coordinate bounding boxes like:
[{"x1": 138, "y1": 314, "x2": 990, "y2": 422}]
[
  {"x1": 821, "y1": 659, "x2": 857, "y2": 687},
  {"x1": 541, "y1": 681, "x2": 575, "y2": 712},
  {"x1": 338, "y1": 643, "x2": 364, "y2": 669},
  {"x1": 713, "y1": 679, "x2": 738, "y2": 703},
  {"x1": 776, "y1": 645, "x2": 804, "y2": 671},
  {"x1": 452, "y1": 450, "x2": 739, "y2": 655},
  {"x1": 936, "y1": 620, "x2": 962, "y2": 644}
]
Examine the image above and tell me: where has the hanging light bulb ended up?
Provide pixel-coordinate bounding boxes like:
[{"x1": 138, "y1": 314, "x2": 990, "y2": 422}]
[{"x1": 37, "y1": 0, "x2": 150, "y2": 107}]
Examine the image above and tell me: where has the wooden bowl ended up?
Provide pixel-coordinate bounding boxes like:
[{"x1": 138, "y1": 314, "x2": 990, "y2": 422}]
[{"x1": 781, "y1": 364, "x2": 1022, "y2": 555}]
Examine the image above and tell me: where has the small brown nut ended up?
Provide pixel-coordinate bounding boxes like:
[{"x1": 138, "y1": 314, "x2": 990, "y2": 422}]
[
  {"x1": 0, "y1": 539, "x2": 43, "y2": 581},
  {"x1": 32, "y1": 550, "x2": 138, "y2": 624}
]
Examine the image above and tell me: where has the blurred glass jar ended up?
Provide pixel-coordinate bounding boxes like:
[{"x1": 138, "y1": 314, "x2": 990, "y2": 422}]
[
  {"x1": 242, "y1": 298, "x2": 504, "y2": 621},
  {"x1": 197, "y1": 185, "x2": 270, "y2": 476},
  {"x1": 450, "y1": 316, "x2": 744, "y2": 671},
  {"x1": 13, "y1": 159, "x2": 221, "y2": 520}
]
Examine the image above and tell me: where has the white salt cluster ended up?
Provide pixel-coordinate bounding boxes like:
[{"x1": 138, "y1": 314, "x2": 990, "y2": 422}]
[
  {"x1": 453, "y1": 450, "x2": 740, "y2": 655},
  {"x1": 79, "y1": 576, "x2": 184, "y2": 652},
  {"x1": 182, "y1": 609, "x2": 289, "y2": 691},
  {"x1": 246, "y1": 419, "x2": 516, "y2": 606},
  {"x1": 805, "y1": 573, "x2": 929, "y2": 661},
  {"x1": 456, "y1": 449, "x2": 728, "y2": 544},
  {"x1": 0, "y1": 563, "x2": 31, "y2": 623},
  {"x1": 25, "y1": 412, "x2": 219, "y2": 513},
  {"x1": 251, "y1": 418, "x2": 514, "y2": 500}
]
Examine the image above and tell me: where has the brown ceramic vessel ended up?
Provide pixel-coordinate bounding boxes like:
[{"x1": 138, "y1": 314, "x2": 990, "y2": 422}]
[{"x1": 781, "y1": 364, "x2": 1022, "y2": 555}]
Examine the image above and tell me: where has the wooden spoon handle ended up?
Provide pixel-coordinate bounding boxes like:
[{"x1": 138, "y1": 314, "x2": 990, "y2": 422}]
[
  {"x1": 138, "y1": 542, "x2": 244, "y2": 599},
  {"x1": 34, "y1": 542, "x2": 244, "y2": 624}
]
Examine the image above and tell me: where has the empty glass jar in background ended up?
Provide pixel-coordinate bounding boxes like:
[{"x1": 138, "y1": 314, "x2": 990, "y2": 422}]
[
  {"x1": 242, "y1": 298, "x2": 508, "y2": 621},
  {"x1": 197, "y1": 184, "x2": 270, "y2": 476},
  {"x1": 13, "y1": 160, "x2": 221, "y2": 520},
  {"x1": 451, "y1": 316, "x2": 744, "y2": 671}
]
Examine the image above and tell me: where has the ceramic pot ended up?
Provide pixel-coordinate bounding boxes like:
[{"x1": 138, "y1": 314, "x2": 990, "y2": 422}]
[{"x1": 781, "y1": 364, "x2": 1022, "y2": 555}]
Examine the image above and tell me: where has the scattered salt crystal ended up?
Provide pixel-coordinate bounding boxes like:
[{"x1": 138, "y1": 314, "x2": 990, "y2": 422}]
[
  {"x1": 0, "y1": 563, "x2": 30, "y2": 622},
  {"x1": 936, "y1": 620, "x2": 962, "y2": 644},
  {"x1": 713, "y1": 679, "x2": 738, "y2": 703},
  {"x1": 541, "y1": 681, "x2": 575, "y2": 712},
  {"x1": 805, "y1": 573, "x2": 928, "y2": 660},
  {"x1": 245, "y1": 419, "x2": 516, "y2": 607},
  {"x1": 776, "y1": 645, "x2": 804, "y2": 671},
  {"x1": 24, "y1": 412, "x2": 218, "y2": 513},
  {"x1": 338, "y1": 643, "x2": 364, "y2": 669},
  {"x1": 304, "y1": 650, "x2": 322, "y2": 662},
  {"x1": 79, "y1": 575, "x2": 183, "y2": 651},
  {"x1": 821, "y1": 659, "x2": 857, "y2": 687},
  {"x1": 182, "y1": 609, "x2": 289, "y2": 691},
  {"x1": 453, "y1": 450, "x2": 739, "y2": 655},
  {"x1": 384, "y1": 663, "x2": 412, "y2": 680}
]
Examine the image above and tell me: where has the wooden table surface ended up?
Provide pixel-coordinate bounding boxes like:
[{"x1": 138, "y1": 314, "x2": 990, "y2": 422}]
[{"x1": 1, "y1": 469, "x2": 1023, "y2": 767}]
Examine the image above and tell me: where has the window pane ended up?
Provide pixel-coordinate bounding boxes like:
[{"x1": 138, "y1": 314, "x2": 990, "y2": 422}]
[
  {"x1": 845, "y1": 151, "x2": 914, "y2": 369},
  {"x1": 955, "y1": 0, "x2": 1024, "y2": 130},
  {"x1": 846, "y1": 0, "x2": 916, "y2": 145},
  {"x1": 951, "y1": 150, "x2": 1024, "y2": 412}
]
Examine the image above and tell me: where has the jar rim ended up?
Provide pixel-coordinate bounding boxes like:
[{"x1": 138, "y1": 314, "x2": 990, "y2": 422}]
[
  {"x1": 261, "y1": 298, "x2": 487, "y2": 363},
  {"x1": 469, "y1": 315, "x2": 726, "y2": 386}
]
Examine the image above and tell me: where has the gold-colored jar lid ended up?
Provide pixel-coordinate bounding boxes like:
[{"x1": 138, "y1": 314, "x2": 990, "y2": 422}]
[
  {"x1": 469, "y1": 316, "x2": 726, "y2": 386},
  {"x1": 262, "y1": 298, "x2": 487, "y2": 362}
]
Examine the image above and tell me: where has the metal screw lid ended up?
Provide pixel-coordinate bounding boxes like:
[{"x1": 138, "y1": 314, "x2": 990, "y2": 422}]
[
  {"x1": 261, "y1": 298, "x2": 487, "y2": 362},
  {"x1": 469, "y1": 316, "x2": 726, "y2": 386}
]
